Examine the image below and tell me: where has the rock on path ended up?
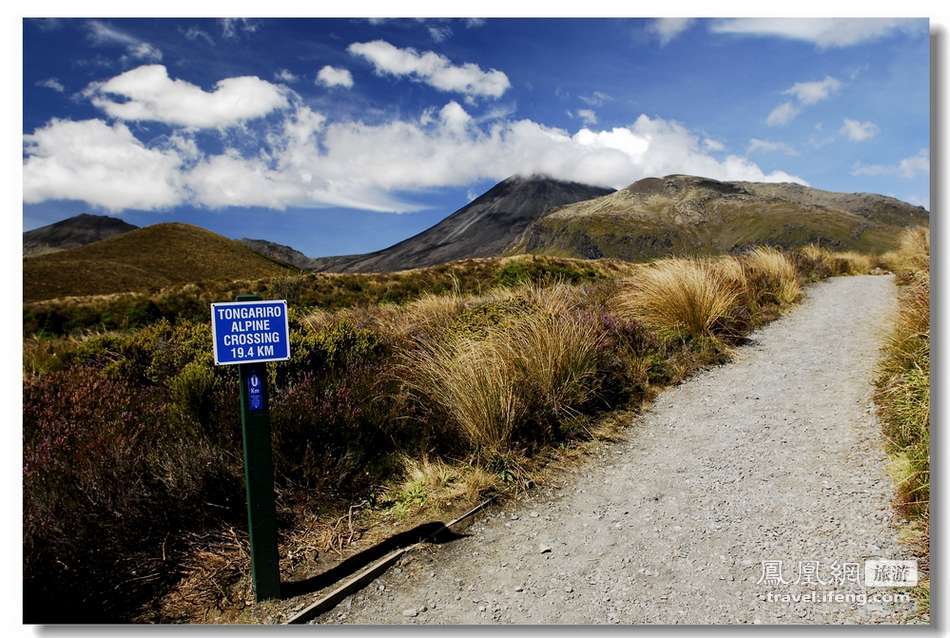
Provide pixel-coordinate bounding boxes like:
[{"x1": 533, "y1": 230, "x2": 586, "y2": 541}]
[{"x1": 318, "y1": 275, "x2": 919, "y2": 624}]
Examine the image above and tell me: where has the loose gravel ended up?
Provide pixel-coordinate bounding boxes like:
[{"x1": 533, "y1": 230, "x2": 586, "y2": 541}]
[{"x1": 317, "y1": 275, "x2": 919, "y2": 624}]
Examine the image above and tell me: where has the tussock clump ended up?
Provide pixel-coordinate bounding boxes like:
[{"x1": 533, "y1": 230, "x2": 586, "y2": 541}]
[
  {"x1": 404, "y1": 334, "x2": 521, "y2": 455},
  {"x1": 832, "y1": 251, "x2": 873, "y2": 275},
  {"x1": 742, "y1": 247, "x2": 801, "y2": 306},
  {"x1": 880, "y1": 226, "x2": 930, "y2": 278},
  {"x1": 876, "y1": 271, "x2": 930, "y2": 516},
  {"x1": 403, "y1": 305, "x2": 606, "y2": 455},
  {"x1": 615, "y1": 258, "x2": 741, "y2": 339}
]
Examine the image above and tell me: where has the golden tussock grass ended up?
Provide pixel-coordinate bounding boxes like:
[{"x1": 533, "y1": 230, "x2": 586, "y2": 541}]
[
  {"x1": 615, "y1": 258, "x2": 742, "y2": 339},
  {"x1": 742, "y1": 246, "x2": 801, "y2": 306}
]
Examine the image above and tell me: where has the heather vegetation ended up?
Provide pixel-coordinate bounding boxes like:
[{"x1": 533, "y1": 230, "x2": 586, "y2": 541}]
[{"x1": 22, "y1": 243, "x2": 904, "y2": 621}]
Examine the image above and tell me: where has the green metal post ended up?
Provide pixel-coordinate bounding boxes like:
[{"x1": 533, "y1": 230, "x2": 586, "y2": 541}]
[{"x1": 236, "y1": 294, "x2": 281, "y2": 602}]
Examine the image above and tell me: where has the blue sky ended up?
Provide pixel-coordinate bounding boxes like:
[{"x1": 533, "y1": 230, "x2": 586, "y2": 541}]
[{"x1": 23, "y1": 18, "x2": 930, "y2": 257}]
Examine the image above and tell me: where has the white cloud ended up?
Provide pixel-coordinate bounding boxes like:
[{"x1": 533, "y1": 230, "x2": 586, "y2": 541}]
[
  {"x1": 23, "y1": 118, "x2": 185, "y2": 211},
  {"x1": 710, "y1": 18, "x2": 922, "y2": 48},
  {"x1": 275, "y1": 69, "x2": 299, "y2": 83},
  {"x1": 851, "y1": 148, "x2": 929, "y2": 178},
  {"x1": 649, "y1": 18, "x2": 695, "y2": 45},
  {"x1": 220, "y1": 18, "x2": 258, "y2": 39},
  {"x1": 766, "y1": 102, "x2": 800, "y2": 127},
  {"x1": 36, "y1": 78, "x2": 64, "y2": 92},
  {"x1": 86, "y1": 64, "x2": 289, "y2": 128},
  {"x1": 464, "y1": 18, "x2": 486, "y2": 28},
  {"x1": 767, "y1": 75, "x2": 842, "y2": 126},
  {"x1": 23, "y1": 102, "x2": 805, "y2": 213},
  {"x1": 783, "y1": 76, "x2": 841, "y2": 105},
  {"x1": 316, "y1": 65, "x2": 354, "y2": 89},
  {"x1": 348, "y1": 40, "x2": 511, "y2": 99},
  {"x1": 428, "y1": 25, "x2": 452, "y2": 42},
  {"x1": 578, "y1": 91, "x2": 612, "y2": 107},
  {"x1": 747, "y1": 138, "x2": 799, "y2": 156},
  {"x1": 86, "y1": 20, "x2": 162, "y2": 62},
  {"x1": 703, "y1": 138, "x2": 725, "y2": 152},
  {"x1": 575, "y1": 108, "x2": 598, "y2": 126},
  {"x1": 183, "y1": 25, "x2": 214, "y2": 46},
  {"x1": 839, "y1": 118, "x2": 879, "y2": 142}
]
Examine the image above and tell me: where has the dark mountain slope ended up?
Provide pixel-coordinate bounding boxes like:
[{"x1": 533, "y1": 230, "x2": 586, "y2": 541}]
[
  {"x1": 24, "y1": 213, "x2": 138, "y2": 257},
  {"x1": 312, "y1": 175, "x2": 615, "y2": 272}
]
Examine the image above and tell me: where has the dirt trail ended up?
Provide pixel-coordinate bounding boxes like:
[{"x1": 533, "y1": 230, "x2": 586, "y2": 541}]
[{"x1": 317, "y1": 275, "x2": 919, "y2": 624}]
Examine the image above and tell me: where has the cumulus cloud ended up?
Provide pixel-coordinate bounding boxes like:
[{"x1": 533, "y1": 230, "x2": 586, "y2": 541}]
[
  {"x1": 23, "y1": 100, "x2": 805, "y2": 213},
  {"x1": 316, "y1": 65, "x2": 354, "y2": 89},
  {"x1": 766, "y1": 102, "x2": 800, "y2": 127},
  {"x1": 747, "y1": 138, "x2": 799, "y2": 156},
  {"x1": 783, "y1": 76, "x2": 841, "y2": 105},
  {"x1": 347, "y1": 40, "x2": 510, "y2": 99},
  {"x1": 839, "y1": 118, "x2": 879, "y2": 142},
  {"x1": 703, "y1": 138, "x2": 725, "y2": 152},
  {"x1": 86, "y1": 64, "x2": 289, "y2": 128},
  {"x1": 275, "y1": 68, "x2": 299, "y2": 83},
  {"x1": 649, "y1": 18, "x2": 695, "y2": 45},
  {"x1": 710, "y1": 18, "x2": 922, "y2": 48},
  {"x1": 36, "y1": 78, "x2": 64, "y2": 92},
  {"x1": 852, "y1": 148, "x2": 929, "y2": 178},
  {"x1": 574, "y1": 109, "x2": 598, "y2": 126},
  {"x1": 23, "y1": 118, "x2": 185, "y2": 211},
  {"x1": 767, "y1": 75, "x2": 841, "y2": 126},
  {"x1": 86, "y1": 20, "x2": 162, "y2": 62}
]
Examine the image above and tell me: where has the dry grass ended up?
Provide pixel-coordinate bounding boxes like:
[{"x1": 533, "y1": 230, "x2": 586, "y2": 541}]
[
  {"x1": 404, "y1": 334, "x2": 522, "y2": 454},
  {"x1": 742, "y1": 246, "x2": 801, "y2": 306},
  {"x1": 615, "y1": 258, "x2": 741, "y2": 339},
  {"x1": 873, "y1": 226, "x2": 930, "y2": 616},
  {"x1": 880, "y1": 226, "x2": 930, "y2": 276}
]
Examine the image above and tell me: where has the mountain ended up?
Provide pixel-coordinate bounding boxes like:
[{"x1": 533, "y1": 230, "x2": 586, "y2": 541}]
[
  {"x1": 24, "y1": 223, "x2": 291, "y2": 302},
  {"x1": 240, "y1": 238, "x2": 316, "y2": 270},
  {"x1": 512, "y1": 175, "x2": 929, "y2": 260},
  {"x1": 311, "y1": 175, "x2": 615, "y2": 272},
  {"x1": 24, "y1": 213, "x2": 138, "y2": 257}
]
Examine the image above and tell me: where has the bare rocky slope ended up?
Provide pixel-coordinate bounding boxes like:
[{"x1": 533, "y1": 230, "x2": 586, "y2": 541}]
[
  {"x1": 240, "y1": 238, "x2": 315, "y2": 270},
  {"x1": 311, "y1": 175, "x2": 927, "y2": 273},
  {"x1": 24, "y1": 213, "x2": 138, "y2": 257},
  {"x1": 311, "y1": 176, "x2": 614, "y2": 272},
  {"x1": 317, "y1": 275, "x2": 921, "y2": 625}
]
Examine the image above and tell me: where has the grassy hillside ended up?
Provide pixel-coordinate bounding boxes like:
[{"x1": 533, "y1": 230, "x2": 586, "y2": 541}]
[
  {"x1": 24, "y1": 223, "x2": 292, "y2": 302},
  {"x1": 515, "y1": 176, "x2": 929, "y2": 261},
  {"x1": 24, "y1": 255, "x2": 631, "y2": 338}
]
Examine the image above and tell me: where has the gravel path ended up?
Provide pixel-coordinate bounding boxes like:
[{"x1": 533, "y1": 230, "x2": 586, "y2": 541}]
[{"x1": 318, "y1": 275, "x2": 919, "y2": 625}]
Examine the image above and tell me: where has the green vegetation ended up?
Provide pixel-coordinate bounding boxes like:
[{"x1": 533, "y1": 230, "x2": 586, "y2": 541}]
[
  {"x1": 873, "y1": 227, "x2": 930, "y2": 608},
  {"x1": 24, "y1": 254, "x2": 630, "y2": 338},
  {"x1": 23, "y1": 223, "x2": 292, "y2": 302},
  {"x1": 21, "y1": 245, "x2": 892, "y2": 622}
]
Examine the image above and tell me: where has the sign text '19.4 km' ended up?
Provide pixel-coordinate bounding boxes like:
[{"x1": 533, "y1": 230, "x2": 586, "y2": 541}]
[{"x1": 211, "y1": 300, "x2": 291, "y2": 365}]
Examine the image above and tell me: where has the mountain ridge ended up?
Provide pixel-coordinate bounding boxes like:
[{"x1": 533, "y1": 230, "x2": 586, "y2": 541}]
[{"x1": 24, "y1": 213, "x2": 138, "y2": 257}]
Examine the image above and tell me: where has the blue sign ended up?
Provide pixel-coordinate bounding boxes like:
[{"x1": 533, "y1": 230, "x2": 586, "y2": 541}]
[
  {"x1": 247, "y1": 370, "x2": 266, "y2": 412},
  {"x1": 211, "y1": 300, "x2": 291, "y2": 366}
]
